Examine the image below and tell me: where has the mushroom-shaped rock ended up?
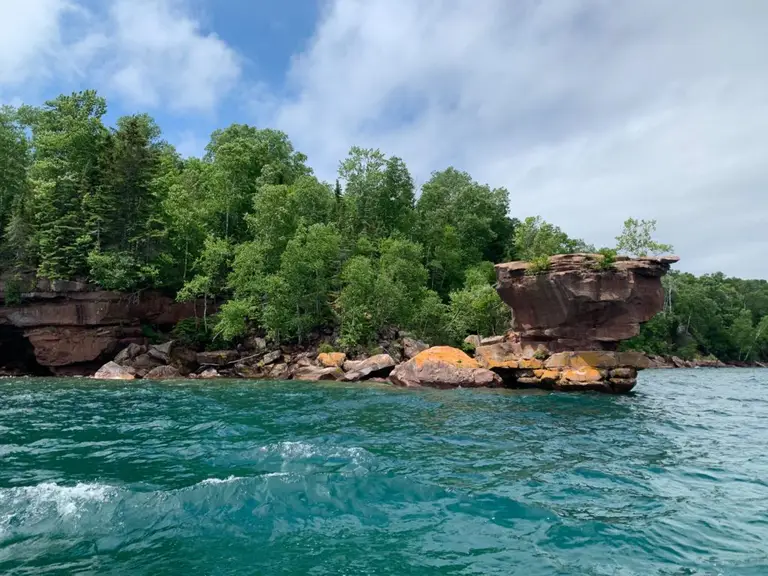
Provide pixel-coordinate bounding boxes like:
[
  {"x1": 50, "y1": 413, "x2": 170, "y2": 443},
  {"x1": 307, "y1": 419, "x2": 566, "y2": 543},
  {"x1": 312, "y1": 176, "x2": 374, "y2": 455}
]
[
  {"x1": 93, "y1": 361, "x2": 136, "y2": 380},
  {"x1": 390, "y1": 346, "x2": 502, "y2": 389}
]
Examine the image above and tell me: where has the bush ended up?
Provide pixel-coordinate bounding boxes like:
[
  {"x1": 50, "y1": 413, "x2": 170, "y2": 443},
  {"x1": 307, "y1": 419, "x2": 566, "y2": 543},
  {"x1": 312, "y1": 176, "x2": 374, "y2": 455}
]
[
  {"x1": 595, "y1": 248, "x2": 617, "y2": 271},
  {"x1": 525, "y1": 255, "x2": 551, "y2": 276},
  {"x1": 318, "y1": 342, "x2": 335, "y2": 354}
]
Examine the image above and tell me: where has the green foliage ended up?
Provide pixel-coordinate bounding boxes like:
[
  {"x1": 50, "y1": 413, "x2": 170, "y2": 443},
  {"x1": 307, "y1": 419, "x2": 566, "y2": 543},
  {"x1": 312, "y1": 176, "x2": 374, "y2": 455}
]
[
  {"x1": 526, "y1": 256, "x2": 551, "y2": 276},
  {"x1": 262, "y1": 223, "x2": 341, "y2": 343},
  {"x1": 3, "y1": 275, "x2": 23, "y2": 306},
  {"x1": 514, "y1": 216, "x2": 593, "y2": 261},
  {"x1": 448, "y1": 283, "x2": 510, "y2": 341},
  {"x1": 318, "y1": 342, "x2": 336, "y2": 354},
  {"x1": 87, "y1": 250, "x2": 159, "y2": 291},
  {"x1": 171, "y1": 317, "x2": 214, "y2": 349},
  {"x1": 616, "y1": 218, "x2": 674, "y2": 257},
  {"x1": 595, "y1": 248, "x2": 617, "y2": 271},
  {"x1": 623, "y1": 271, "x2": 768, "y2": 362},
  {"x1": 417, "y1": 168, "x2": 511, "y2": 295},
  {"x1": 214, "y1": 299, "x2": 252, "y2": 341}
]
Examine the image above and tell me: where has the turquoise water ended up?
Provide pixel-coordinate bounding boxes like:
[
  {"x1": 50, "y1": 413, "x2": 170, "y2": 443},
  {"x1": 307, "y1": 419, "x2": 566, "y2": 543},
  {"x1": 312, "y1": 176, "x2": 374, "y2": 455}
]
[{"x1": 1, "y1": 371, "x2": 767, "y2": 575}]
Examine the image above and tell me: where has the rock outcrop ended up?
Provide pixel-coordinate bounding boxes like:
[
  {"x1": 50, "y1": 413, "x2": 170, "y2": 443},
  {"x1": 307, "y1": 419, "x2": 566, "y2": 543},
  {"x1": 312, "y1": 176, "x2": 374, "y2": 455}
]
[
  {"x1": 390, "y1": 346, "x2": 502, "y2": 389},
  {"x1": 486, "y1": 254, "x2": 678, "y2": 393},
  {"x1": 495, "y1": 254, "x2": 679, "y2": 352},
  {"x1": 0, "y1": 276, "x2": 199, "y2": 374}
]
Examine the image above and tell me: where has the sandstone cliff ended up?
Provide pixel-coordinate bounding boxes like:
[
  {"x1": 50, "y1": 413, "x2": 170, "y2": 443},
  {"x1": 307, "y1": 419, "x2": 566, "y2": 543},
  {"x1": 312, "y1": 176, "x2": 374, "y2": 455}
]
[{"x1": 0, "y1": 276, "x2": 197, "y2": 375}]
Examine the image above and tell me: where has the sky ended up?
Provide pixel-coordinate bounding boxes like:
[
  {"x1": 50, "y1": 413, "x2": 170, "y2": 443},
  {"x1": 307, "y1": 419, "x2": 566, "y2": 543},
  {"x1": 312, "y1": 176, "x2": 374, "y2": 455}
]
[{"x1": 1, "y1": 0, "x2": 766, "y2": 279}]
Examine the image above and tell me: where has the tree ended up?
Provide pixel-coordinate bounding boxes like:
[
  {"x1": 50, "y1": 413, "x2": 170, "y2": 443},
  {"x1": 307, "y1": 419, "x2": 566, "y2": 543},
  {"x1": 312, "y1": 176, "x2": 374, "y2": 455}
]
[
  {"x1": 513, "y1": 216, "x2": 593, "y2": 261},
  {"x1": 0, "y1": 106, "x2": 31, "y2": 269},
  {"x1": 177, "y1": 236, "x2": 233, "y2": 328},
  {"x1": 26, "y1": 90, "x2": 111, "y2": 278},
  {"x1": 447, "y1": 263, "x2": 510, "y2": 340},
  {"x1": 338, "y1": 147, "x2": 415, "y2": 240},
  {"x1": 417, "y1": 168, "x2": 512, "y2": 295},
  {"x1": 262, "y1": 224, "x2": 341, "y2": 342},
  {"x1": 616, "y1": 218, "x2": 674, "y2": 257}
]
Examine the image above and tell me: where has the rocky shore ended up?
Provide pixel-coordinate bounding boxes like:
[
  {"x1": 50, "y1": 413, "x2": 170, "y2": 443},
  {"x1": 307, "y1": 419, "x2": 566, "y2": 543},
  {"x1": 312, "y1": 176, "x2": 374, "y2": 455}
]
[{"x1": 3, "y1": 254, "x2": 761, "y2": 389}]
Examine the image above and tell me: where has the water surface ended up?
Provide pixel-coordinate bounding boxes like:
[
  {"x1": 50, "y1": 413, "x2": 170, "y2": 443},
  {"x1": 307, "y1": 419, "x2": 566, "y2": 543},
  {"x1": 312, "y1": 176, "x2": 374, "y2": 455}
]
[{"x1": 1, "y1": 370, "x2": 767, "y2": 575}]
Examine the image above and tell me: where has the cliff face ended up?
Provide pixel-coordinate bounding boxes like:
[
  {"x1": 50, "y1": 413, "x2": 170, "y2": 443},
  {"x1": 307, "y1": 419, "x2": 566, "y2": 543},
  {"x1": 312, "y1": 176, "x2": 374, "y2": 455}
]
[
  {"x1": 495, "y1": 254, "x2": 679, "y2": 352},
  {"x1": 0, "y1": 277, "x2": 197, "y2": 375}
]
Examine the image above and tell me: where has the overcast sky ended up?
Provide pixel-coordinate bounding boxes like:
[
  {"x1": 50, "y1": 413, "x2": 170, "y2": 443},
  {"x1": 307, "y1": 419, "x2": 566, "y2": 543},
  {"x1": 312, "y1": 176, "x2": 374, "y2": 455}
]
[{"x1": 1, "y1": 0, "x2": 766, "y2": 278}]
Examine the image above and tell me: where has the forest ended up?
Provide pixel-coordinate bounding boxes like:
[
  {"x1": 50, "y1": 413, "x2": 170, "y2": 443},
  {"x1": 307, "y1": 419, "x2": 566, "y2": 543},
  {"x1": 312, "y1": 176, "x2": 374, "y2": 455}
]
[{"x1": 1, "y1": 91, "x2": 767, "y2": 362}]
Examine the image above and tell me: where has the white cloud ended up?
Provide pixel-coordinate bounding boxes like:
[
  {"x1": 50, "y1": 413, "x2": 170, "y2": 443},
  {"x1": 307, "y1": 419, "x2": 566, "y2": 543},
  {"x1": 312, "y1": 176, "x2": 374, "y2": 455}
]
[
  {"x1": 0, "y1": 0, "x2": 78, "y2": 86},
  {"x1": 105, "y1": 0, "x2": 241, "y2": 113},
  {"x1": 0, "y1": 0, "x2": 241, "y2": 113},
  {"x1": 266, "y1": 0, "x2": 768, "y2": 278}
]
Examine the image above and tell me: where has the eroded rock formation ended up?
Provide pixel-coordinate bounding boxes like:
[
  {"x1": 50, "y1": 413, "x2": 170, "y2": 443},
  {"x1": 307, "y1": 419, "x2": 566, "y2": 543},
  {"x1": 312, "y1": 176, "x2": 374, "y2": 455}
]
[
  {"x1": 495, "y1": 254, "x2": 679, "y2": 352},
  {"x1": 486, "y1": 253, "x2": 678, "y2": 393},
  {"x1": 0, "y1": 276, "x2": 197, "y2": 374}
]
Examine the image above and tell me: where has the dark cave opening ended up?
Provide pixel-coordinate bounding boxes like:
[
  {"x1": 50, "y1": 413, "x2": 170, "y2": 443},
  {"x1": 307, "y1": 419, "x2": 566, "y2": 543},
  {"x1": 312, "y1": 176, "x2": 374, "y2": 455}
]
[{"x1": 0, "y1": 325, "x2": 52, "y2": 376}]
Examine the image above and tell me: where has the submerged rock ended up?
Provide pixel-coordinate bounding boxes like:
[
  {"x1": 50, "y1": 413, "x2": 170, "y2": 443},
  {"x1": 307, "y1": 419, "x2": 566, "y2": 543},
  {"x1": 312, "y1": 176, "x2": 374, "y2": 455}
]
[
  {"x1": 390, "y1": 346, "x2": 502, "y2": 389},
  {"x1": 144, "y1": 365, "x2": 182, "y2": 380},
  {"x1": 294, "y1": 366, "x2": 345, "y2": 382}
]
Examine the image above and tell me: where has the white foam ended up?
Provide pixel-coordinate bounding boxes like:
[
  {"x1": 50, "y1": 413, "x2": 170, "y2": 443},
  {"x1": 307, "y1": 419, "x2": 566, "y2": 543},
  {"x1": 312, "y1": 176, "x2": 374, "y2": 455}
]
[
  {"x1": 199, "y1": 476, "x2": 240, "y2": 486},
  {"x1": 0, "y1": 481, "x2": 116, "y2": 537}
]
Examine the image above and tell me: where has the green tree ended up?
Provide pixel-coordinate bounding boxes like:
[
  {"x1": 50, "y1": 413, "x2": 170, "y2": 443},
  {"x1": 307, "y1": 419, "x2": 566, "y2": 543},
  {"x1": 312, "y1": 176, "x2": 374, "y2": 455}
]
[
  {"x1": 616, "y1": 218, "x2": 674, "y2": 257},
  {"x1": 262, "y1": 224, "x2": 341, "y2": 342},
  {"x1": 417, "y1": 168, "x2": 511, "y2": 294},
  {"x1": 25, "y1": 90, "x2": 110, "y2": 278},
  {"x1": 513, "y1": 216, "x2": 593, "y2": 261},
  {"x1": 338, "y1": 147, "x2": 415, "y2": 240},
  {"x1": 0, "y1": 106, "x2": 31, "y2": 269}
]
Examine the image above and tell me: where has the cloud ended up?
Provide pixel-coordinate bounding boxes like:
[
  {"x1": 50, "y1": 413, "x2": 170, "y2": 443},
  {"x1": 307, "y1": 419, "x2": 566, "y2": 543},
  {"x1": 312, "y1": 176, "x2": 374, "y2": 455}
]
[
  {"x1": 266, "y1": 0, "x2": 768, "y2": 278},
  {"x1": 0, "y1": 0, "x2": 241, "y2": 113},
  {"x1": 104, "y1": 0, "x2": 241, "y2": 113},
  {"x1": 0, "y1": 0, "x2": 81, "y2": 87}
]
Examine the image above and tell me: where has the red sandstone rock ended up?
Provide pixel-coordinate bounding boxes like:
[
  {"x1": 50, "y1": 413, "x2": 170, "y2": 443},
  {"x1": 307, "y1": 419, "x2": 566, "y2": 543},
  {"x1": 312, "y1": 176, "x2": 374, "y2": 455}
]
[
  {"x1": 342, "y1": 354, "x2": 396, "y2": 380},
  {"x1": 495, "y1": 254, "x2": 678, "y2": 352}
]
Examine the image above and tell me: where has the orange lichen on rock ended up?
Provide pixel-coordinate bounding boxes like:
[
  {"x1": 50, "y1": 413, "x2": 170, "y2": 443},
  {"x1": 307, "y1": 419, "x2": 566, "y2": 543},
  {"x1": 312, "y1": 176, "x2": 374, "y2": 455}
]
[
  {"x1": 317, "y1": 352, "x2": 346, "y2": 368},
  {"x1": 411, "y1": 346, "x2": 480, "y2": 369}
]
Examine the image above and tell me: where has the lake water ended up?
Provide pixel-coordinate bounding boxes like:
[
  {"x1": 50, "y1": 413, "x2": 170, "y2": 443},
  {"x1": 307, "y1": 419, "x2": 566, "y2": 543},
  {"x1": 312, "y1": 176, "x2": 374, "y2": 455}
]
[{"x1": 1, "y1": 370, "x2": 767, "y2": 575}]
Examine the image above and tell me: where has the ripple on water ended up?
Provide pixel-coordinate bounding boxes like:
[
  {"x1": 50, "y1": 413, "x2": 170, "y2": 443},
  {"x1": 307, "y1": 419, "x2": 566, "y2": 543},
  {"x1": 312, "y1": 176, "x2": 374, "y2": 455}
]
[{"x1": 1, "y1": 370, "x2": 768, "y2": 575}]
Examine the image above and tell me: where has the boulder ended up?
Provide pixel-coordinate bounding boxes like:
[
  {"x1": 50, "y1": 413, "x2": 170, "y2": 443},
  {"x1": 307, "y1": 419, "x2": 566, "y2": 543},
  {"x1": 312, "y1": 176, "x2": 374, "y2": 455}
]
[
  {"x1": 269, "y1": 363, "x2": 291, "y2": 380},
  {"x1": 148, "y1": 341, "x2": 175, "y2": 364},
  {"x1": 390, "y1": 346, "x2": 502, "y2": 389},
  {"x1": 232, "y1": 363, "x2": 262, "y2": 378},
  {"x1": 23, "y1": 326, "x2": 120, "y2": 367},
  {"x1": 246, "y1": 336, "x2": 268, "y2": 352},
  {"x1": 480, "y1": 335, "x2": 505, "y2": 346},
  {"x1": 94, "y1": 361, "x2": 136, "y2": 380},
  {"x1": 260, "y1": 349, "x2": 283, "y2": 366},
  {"x1": 199, "y1": 368, "x2": 220, "y2": 379},
  {"x1": 495, "y1": 254, "x2": 678, "y2": 351},
  {"x1": 474, "y1": 342, "x2": 521, "y2": 370},
  {"x1": 197, "y1": 350, "x2": 239, "y2": 366},
  {"x1": 294, "y1": 366, "x2": 345, "y2": 382},
  {"x1": 463, "y1": 335, "x2": 482, "y2": 350},
  {"x1": 342, "y1": 354, "x2": 397, "y2": 380},
  {"x1": 402, "y1": 337, "x2": 429, "y2": 359},
  {"x1": 114, "y1": 343, "x2": 147, "y2": 365},
  {"x1": 144, "y1": 365, "x2": 182, "y2": 380},
  {"x1": 317, "y1": 352, "x2": 347, "y2": 368}
]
